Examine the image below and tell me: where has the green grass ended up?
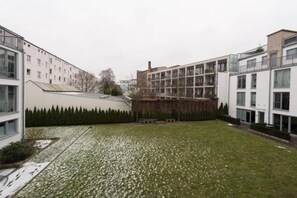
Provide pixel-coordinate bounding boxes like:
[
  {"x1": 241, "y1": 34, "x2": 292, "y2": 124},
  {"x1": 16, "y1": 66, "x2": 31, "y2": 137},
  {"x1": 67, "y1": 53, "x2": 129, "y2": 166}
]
[{"x1": 17, "y1": 121, "x2": 297, "y2": 197}]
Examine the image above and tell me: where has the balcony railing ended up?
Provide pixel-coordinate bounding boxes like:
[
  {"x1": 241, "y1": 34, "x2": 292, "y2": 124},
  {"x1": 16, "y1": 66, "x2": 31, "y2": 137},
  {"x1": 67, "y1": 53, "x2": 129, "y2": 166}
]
[
  {"x1": 235, "y1": 55, "x2": 297, "y2": 74},
  {"x1": 0, "y1": 26, "x2": 24, "y2": 51}
]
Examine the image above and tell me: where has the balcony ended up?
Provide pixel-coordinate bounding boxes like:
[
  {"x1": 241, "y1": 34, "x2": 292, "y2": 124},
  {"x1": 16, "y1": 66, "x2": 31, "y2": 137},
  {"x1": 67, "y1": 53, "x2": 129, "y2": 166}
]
[
  {"x1": 0, "y1": 26, "x2": 24, "y2": 51},
  {"x1": 235, "y1": 55, "x2": 297, "y2": 74}
]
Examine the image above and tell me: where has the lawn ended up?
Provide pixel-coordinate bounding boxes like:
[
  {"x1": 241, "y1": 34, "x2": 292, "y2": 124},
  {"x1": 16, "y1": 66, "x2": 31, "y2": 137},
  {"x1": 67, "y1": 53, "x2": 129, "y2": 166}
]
[{"x1": 16, "y1": 121, "x2": 297, "y2": 197}]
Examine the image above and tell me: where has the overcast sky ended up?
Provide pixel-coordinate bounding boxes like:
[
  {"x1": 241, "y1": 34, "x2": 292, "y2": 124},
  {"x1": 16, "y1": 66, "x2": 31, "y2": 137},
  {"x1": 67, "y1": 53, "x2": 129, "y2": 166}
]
[{"x1": 1, "y1": 0, "x2": 296, "y2": 80}]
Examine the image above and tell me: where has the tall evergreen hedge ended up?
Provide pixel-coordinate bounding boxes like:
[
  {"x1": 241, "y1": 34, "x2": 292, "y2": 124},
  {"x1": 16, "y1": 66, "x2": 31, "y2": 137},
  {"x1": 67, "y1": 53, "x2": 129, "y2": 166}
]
[
  {"x1": 25, "y1": 106, "x2": 217, "y2": 127},
  {"x1": 25, "y1": 106, "x2": 134, "y2": 127}
]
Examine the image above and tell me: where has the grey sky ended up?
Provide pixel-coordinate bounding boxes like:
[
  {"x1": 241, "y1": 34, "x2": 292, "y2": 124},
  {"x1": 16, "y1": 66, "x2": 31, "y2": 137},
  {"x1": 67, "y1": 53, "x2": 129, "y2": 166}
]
[{"x1": 1, "y1": 0, "x2": 296, "y2": 80}]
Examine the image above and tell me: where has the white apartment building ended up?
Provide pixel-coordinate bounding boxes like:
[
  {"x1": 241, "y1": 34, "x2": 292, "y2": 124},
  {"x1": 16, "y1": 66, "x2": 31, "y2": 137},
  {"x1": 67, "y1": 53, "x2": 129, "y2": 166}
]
[
  {"x1": 23, "y1": 41, "x2": 84, "y2": 86},
  {"x1": 145, "y1": 55, "x2": 238, "y2": 106},
  {"x1": 229, "y1": 29, "x2": 297, "y2": 135},
  {"x1": 119, "y1": 79, "x2": 137, "y2": 96},
  {"x1": 0, "y1": 26, "x2": 24, "y2": 148}
]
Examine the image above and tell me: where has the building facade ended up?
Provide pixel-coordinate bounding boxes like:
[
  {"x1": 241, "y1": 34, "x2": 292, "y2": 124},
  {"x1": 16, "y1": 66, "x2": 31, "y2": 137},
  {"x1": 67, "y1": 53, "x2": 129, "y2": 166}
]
[
  {"x1": 229, "y1": 30, "x2": 297, "y2": 135},
  {"x1": 23, "y1": 40, "x2": 85, "y2": 86},
  {"x1": 0, "y1": 26, "x2": 25, "y2": 148},
  {"x1": 143, "y1": 55, "x2": 238, "y2": 106}
]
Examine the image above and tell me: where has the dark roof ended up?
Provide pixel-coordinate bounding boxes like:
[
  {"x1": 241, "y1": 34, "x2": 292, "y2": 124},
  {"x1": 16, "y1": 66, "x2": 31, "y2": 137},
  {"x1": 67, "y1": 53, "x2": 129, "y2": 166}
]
[{"x1": 267, "y1": 29, "x2": 297, "y2": 37}]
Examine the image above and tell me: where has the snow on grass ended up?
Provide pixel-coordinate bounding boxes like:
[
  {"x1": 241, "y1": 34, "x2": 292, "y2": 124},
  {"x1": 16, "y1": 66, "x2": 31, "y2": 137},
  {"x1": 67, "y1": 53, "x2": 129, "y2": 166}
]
[
  {"x1": 17, "y1": 125, "x2": 230, "y2": 197},
  {"x1": 0, "y1": 162, "x2": 49, "y2": 198},
  {"x1": 33, "y1": 140, "x2": 52, "y2": 150}
]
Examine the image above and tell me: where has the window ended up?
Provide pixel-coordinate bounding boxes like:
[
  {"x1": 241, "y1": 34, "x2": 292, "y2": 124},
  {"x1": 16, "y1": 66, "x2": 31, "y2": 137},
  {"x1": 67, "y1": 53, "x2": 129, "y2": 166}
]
[
  {"x1": 49, "y1": 69, "x2": 52, "y2": 74},
  {"x1": 286, "y1": 48, "x2": 297, "y2": 60},
  {"x1": 274, "y1": 92, "x2": 290, "y2": 110},
  {"x1": 0, "y1": 86, "x2": 16, "y2": 113},
  {"x1": 247, "y1": 59, "x2": 256, "y2": 68},
  {"x1": 7, "y1": 51, "x2": 16, "y2": 78},
  {"x1": 27, "y1": 69, "x2": 31, "y2": 75},
  {"x1": 261, "y1": 56, "x2": 268, "y2": 65},
  {"x1": 46, "y1": 62, "x2": 48, "y2": 68},
  {"x1": 38, "y1": 59, "x2": 41, "y2": 66},
  {"x1": 274, "y1": 69, "x2": 290, "y2": 88},
  {"x1": 49, "y1": 79, "x2": 52, "y2": 84},
  {"x1": 27, "y1": 55, "x2": 31, "y2": 62},
  {"x1": 237, "y1": 92, "x2": 245, "y2": 106},
  {"x1": 0, "y1": 48, "x2": 16, "y2": 79},
  {"x1": 237, "y1": 75, "x2": 246, "y2": 89},
  {"x1": 59, "y1": 67, "x2": 61, "y2": 72},
  {"x1": 270, "y1": 53, "x2": 277, "y2": 68},
  {"x1": 251, "y1": 92, "x2": 256, "y2": 107},
  {"x1": 59, "y1": 76, "x2": 61, "y2": 81},
  {"x1": 45, "y1": 73, "x2": 48, "y2": 79},
  {"x1": 251, "y1": 74, "x2": 257, "y2": 88},
  {"x1": 64, "y1": 77, "x2": 66, "y2": 82},
  {"x1": 0, "y1": 119, "x2": 17, "y2": 137},
  {"x1": 49, "y1": 58, "x2": 52, "y2": 64},
  {"x1": 37, "y1": 71, "x2": 41, "y2": 79},
  {"x1": 284, "y1": 36, "x2": 297, "y2": 45}
]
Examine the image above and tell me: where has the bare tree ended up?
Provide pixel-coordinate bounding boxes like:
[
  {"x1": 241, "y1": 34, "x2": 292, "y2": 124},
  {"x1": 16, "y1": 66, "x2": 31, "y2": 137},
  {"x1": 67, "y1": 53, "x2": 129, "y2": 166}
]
[
  {"x1": 98, "y1": 68, "x2": 116, "y2": 90},
  {"x1": 70, "y1": 71, "x2": 99, "y2": 92}
]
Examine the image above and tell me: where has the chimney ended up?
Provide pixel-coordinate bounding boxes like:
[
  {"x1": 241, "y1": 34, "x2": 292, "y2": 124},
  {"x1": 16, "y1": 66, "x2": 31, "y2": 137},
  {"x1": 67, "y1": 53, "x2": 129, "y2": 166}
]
[{"x1": 148, "y1": 61, "x2": 152, "y2": 72}]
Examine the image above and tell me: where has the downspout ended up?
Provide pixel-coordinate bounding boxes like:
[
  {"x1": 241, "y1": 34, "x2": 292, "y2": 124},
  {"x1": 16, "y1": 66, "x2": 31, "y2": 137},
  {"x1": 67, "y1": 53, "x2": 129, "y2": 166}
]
[
  {"x1": 268, "y1": 66, "x2": 272, "y2": 125},
  {"x1": 227, "y1": 72, "x2": 230, "y2": 116},
  {"x1": 21, "y1": 48, "x2": 25, "y2": 139}
]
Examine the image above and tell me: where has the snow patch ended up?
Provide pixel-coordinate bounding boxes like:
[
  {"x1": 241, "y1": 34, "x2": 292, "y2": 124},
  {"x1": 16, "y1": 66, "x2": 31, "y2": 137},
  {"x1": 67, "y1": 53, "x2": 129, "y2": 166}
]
[
  {"x1": 275, "y1": 145, "x2": 291, "y2": 153},
  {"x1": 0, "y1": 162, "x2": 49, "y2": 198},
  {"x1": 34, "y1": 140, "x2": 52, "y2": 150}
]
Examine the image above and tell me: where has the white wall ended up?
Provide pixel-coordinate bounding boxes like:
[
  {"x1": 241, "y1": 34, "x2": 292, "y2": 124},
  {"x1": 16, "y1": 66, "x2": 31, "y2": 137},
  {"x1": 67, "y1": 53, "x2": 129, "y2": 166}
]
[
  {"x1": 25, "y1": 81, "x2": 130, "y2": 112},
  {"x1": 229, "y1": 70, "x2": 270, "y2": 123},
  {"x1": 217, "y1": 72, "x2": 229, "y2": 107}
]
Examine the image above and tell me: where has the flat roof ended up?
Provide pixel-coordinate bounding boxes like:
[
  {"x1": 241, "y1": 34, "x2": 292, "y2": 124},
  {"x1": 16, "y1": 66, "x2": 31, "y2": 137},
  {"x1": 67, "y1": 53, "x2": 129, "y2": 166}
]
[{"x1": 267, "y1": 29, "x2": 297, "y2": 37}]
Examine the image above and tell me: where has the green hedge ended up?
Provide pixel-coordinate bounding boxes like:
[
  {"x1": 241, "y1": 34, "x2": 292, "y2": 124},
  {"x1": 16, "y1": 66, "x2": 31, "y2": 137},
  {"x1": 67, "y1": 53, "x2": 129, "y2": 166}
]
[
  {"x1": 216, "y1": 114, "x2": 240, "y2": 125},
  {"x1": 250, "y1": 123, "x2": 291, "y2": 141},
  {"x1": 26, "y1": 106, "x2": 134, "y2": 127}
]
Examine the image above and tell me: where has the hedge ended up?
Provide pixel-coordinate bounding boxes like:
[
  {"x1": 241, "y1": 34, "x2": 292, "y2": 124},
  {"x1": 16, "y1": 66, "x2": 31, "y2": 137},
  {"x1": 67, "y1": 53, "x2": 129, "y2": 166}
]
[
  {"x1": 26, "y1": 106, "x2": 217, "y2": 127},
  {"x1": 216, "y1": 114, "x2": 240, "y2": 125},
  {"x1": 26, "y1": 106, "x2": 134, "y2": 127},
  {"x1": 250, "y1": 123, "x2": 291, "y2": 141}
]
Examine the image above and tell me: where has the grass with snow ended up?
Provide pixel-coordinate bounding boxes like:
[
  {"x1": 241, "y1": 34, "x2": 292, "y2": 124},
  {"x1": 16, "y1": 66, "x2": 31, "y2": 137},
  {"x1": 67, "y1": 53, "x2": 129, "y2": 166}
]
[{"x1": 16, "y1": 121, "x2": 297, "y2": 197}]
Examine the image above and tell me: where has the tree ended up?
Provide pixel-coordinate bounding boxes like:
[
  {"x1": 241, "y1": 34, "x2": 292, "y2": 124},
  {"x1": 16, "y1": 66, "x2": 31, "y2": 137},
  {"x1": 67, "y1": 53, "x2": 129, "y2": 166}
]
[
  {"x1": 99, "y1": 68, "x2": 116, "y2": 91},
  {"x1": 98, "y1": 68, "x2": 122, "y2": 95},
  {"x1": 70, "y1": 71, "x2": 99, "y2": 93},
  {"x1": 223, "y1": 103, "x2": 229, "y2": 115}
]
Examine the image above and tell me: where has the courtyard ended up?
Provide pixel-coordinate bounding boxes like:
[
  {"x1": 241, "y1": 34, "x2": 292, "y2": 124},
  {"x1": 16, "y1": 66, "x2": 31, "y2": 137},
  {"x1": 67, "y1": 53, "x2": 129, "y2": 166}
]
[{"x1": 15, "y1": 121, "x2": 297, "y2": 197}]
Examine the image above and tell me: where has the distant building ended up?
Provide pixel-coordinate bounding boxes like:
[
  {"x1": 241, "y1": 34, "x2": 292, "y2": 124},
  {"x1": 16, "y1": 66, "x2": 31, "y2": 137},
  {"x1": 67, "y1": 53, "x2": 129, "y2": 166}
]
[
  {"x1": 23, "y1": 40, "x2": 96, "y2": 86},
  {"x1": 119, "y1": 79, "x2": 136, "y2": 96},
  {"x1": 0, "y1": 26, "x2": 25, "y2": 148}
]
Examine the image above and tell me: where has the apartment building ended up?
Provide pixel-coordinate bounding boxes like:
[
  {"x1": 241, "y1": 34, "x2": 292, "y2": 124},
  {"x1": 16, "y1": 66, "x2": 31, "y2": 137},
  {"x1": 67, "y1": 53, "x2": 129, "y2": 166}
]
[
  {"x1": 229, "y1": 29, "x2": 297, "y2": 135},
  {"x1": 144, "y1": 55, "x2": 238, "y2": 105},
  {"x1": 0, "y1": 26, "x2": 24, "y2": 148},
  {"x1": 24, "y1": 41, "x2": 84, "y2": 86}
]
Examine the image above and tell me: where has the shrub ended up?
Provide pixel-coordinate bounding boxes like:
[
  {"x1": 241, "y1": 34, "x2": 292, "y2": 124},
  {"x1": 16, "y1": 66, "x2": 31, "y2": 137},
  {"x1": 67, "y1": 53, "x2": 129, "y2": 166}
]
[
  {"x1": 0, "y1": 141, "x2": 35, "y2": 164},
  {"x1": 250, "y1": 123, "x2": 291, "y2": 141},
  {"x1": 218, "y1": 103, "x2": 224, "y2": 114},
  {"x1": 217, "y1": 114, "x2": 240, "y2": 125},
  {"x1": 223, "y1": 103, "x2": 229, "y2": 115},
  {"x1": 26, "y1": 128, "x2": 45, "y2": 143}
]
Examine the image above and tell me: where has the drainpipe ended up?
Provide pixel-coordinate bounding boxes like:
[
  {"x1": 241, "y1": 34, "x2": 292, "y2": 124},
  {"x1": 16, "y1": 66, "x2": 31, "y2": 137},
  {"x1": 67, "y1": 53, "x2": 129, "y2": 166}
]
[
  {"x1": 268, "y1": 66, "x2": 272, "y2": 125},
  {"x1": 22, "y1": 47, "x2": 25, "y2": 140}
]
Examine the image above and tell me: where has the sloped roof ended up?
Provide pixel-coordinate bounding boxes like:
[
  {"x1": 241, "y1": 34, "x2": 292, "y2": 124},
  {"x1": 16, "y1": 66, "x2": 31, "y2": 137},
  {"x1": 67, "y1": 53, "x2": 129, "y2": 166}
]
[{"x1": 28, "y1": 80, "x2": 80, "y2": 92}]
